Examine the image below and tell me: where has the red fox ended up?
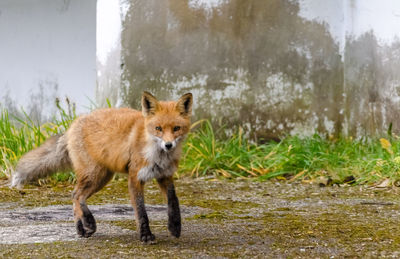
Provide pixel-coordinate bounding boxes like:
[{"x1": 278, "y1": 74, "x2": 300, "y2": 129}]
[{"x1": 11, "y1": 92, "x2": 193, "y2": 242}]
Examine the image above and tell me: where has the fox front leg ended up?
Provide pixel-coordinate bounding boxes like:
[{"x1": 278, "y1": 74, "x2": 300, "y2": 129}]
[
  {"x1": 128, "y1": 174, "x2": 155, "y2": 243},
  {"x1": 157, "y1": 176, "x2": 181, "y2": 238}
]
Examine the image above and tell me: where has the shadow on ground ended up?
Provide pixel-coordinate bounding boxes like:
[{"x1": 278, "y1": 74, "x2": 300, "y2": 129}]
[{"x1": 1, "y1": 177, "x2": 400, "y2": 258}]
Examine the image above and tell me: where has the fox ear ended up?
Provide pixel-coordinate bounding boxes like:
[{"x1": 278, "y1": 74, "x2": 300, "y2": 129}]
[
  {"x1": 176, "y1": 93, "x2": 193, "y2": 117},
  {"x1": 142, "y1": 91, "x2": 159, "y2": 116}
]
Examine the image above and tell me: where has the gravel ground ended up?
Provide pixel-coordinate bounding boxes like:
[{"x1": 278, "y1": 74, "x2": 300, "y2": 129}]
[{"x1": 0, "y1": 177, "x2": 400, "y2": 258}]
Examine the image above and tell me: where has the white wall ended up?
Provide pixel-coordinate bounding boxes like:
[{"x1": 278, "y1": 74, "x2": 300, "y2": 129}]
[{"x1": 0, "y1": 0, "x2": 96, "y2": 116}]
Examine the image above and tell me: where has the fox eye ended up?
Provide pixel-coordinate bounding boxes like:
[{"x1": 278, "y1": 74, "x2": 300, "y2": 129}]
[
  {"x1": 173, "y1": 126, "x2": 181, "y2": 132},
  {"x1": 155, "y1": 126, "x2": 162, "y2": 131}
]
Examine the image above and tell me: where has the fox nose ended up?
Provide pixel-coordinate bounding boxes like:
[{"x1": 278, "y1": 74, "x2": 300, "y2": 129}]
[{"x1": 165, "y1": 142, "x2": 173, "y2": 150}]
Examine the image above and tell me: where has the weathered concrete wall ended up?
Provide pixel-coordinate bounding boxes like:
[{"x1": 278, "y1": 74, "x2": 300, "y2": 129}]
[
  {"x1": 118, "y1": 0, "x2": 342, "y2": 140},
  {"x1": 100, "y1": 0, "x2": 400, "y2": 139},
  {"x1": 0, "y1": 0, "x2": 96, "y2": 120}
]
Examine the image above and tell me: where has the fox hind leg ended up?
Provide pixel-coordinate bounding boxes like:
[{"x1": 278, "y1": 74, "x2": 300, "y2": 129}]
[{"x1": 72, "y1": 166, "x2": 114, "y2": 238}]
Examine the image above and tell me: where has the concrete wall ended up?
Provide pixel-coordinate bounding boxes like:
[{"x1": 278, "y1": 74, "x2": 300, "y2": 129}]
[
  {"x1": 3, "y1": 0, "x2": 399, "y2": 139},
  {"x1": 96, "y1": 0, "x2": 400, "y2": 140},
  {"x1": 0, "y1": 0, "x2": 96, "y2": 121},
  {"x1": 116, "y1": 0, "x2": 342, "y2": 140}
]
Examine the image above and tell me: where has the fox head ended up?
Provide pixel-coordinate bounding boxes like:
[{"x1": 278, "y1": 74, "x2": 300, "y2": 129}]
[{"x1": 142, "y1": 91, "x2": 193, "y2": 152}]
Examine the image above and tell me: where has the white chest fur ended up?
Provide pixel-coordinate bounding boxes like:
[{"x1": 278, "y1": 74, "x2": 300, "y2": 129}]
[{"x1": 137, "y1": 142, "x2": 177, "y2": 182}]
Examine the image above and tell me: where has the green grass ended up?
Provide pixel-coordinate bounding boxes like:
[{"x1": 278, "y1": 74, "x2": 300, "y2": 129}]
[
  {"x1": 182, "y1": 121, "x2": 400, "y2": 185},
  {"x1": 1, "y1": 104, "x2": 400, "y2": 186},
  {"x1": 0, "y1": 99, "x2": 76, "y2": 182}
]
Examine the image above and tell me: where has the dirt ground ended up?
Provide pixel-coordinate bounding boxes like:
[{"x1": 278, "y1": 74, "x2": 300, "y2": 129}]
[{"x1": 1, "y1": 176, "x2": 400, "y2": 258}]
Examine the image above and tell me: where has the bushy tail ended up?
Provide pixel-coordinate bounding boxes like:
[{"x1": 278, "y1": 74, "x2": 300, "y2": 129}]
[{"x1": 10, "y1": 134, "x2": 72, "y2": 188}]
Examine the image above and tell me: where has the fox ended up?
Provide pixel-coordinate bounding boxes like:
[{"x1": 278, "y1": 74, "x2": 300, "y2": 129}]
[{"x1": 10, "y1": 91, "x2": 193, "y2": 242}]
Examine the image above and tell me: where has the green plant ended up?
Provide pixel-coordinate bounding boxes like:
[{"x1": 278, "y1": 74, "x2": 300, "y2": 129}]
[
  {"x1": 0, "y1": 99, "x2": 75, "y2": 181},
  {"x1": 179, "y1": 120, "x2": 400, "y2": 185}
]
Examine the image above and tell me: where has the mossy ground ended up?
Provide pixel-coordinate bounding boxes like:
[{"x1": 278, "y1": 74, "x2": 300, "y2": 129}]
[{"x1": 1, "y1": 177, "x2": 400, "y2": 258}]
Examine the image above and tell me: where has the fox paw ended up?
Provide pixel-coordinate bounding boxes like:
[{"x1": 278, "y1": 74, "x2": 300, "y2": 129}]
[
  {"x1": 76, "y1": 213, "x2": 96, "y2": 238},
  {"x1": 140, "y1": 231, "x2": 155, "y2": 243}
]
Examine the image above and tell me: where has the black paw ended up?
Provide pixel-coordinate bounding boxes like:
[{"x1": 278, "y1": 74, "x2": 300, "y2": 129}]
[
  {"x1": 168, "y1": 218, "x2": 181, "y2": 238},
  {"x1": 140, "y1": 231, "x2": 155, "y2": 243},
  {"x1": 76, "y1": 213, "x2": 96, "y2": 238}
]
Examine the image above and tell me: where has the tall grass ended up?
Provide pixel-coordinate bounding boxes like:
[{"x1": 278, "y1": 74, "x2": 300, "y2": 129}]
[
  {"x1": 1, "y1": 103, "x2": 400, "y2": 185},
  {"x1": 180, "y1": 121, "x2": 400, "y2": 185},
  {"x1": 0, "y1": 98, "x2": 76, "y2": 181}
]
